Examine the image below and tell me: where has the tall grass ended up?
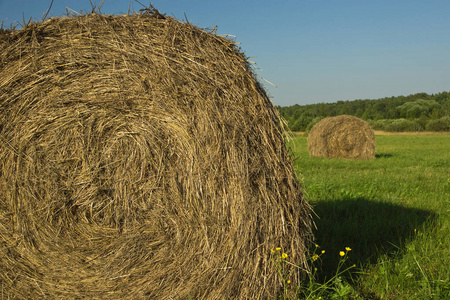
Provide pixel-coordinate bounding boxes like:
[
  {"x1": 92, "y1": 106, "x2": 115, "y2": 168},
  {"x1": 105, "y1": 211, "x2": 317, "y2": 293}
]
[{"x1": 287, "y1": 133, "x2": 449, "y2": 299}]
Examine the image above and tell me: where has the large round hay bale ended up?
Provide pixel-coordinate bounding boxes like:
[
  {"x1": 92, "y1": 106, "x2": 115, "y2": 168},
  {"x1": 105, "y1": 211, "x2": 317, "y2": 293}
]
[
  {"x1": 0, "y1": 11, "x2": 312, "y2": 299},
  {"x1": 307, "y1": 115, "x2": 376, "y2": 159}
]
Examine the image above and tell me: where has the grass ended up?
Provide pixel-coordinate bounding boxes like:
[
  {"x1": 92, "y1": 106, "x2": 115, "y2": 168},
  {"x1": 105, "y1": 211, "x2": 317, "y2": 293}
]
[{"x1": 285, "y1": 133, "x2": 449, "y2": 299}]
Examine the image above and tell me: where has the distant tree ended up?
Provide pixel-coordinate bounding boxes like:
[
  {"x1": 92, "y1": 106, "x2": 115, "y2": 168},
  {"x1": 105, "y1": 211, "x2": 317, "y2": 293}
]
[
  {"x1": 426, "y1": 116, "x2": 450, "y2": 131},
  {"x1": 385, "y1": 119, "x2": 423, "y2": 132},
  {"x1": 362, "y1": 105, "x2": 376, "y2": 120},
  {"x1": 415, "y1": 114, "x2": 429, "y2": 129},
  {"x1": 355, "y1": 108, "x2": 364, "y2": 118},
  {"x1": 306, "y1": 117, "x2": 323, "y2": 132},
  {"x1": 397, "y1": 99, "x2": 441, "y2": 119},
  {"x1": 386, "y1": 107, "x2": 399, "y2": 119}
]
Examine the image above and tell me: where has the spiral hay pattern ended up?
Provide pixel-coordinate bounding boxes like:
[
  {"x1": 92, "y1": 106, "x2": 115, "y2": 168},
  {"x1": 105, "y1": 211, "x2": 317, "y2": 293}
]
[
  {"x1": 308, "y1": 115, "x2": 376, "y2": 159},
  {"x1": 0, "y1": 11, "x2": 312, "y2": 299}
]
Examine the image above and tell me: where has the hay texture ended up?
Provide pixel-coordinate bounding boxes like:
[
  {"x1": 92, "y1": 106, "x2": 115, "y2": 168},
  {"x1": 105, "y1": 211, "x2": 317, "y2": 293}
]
[
  {"x1": 308, "y1": 115, "x2": 376, "y2": 159},
  {"x1": 0, "y1": 11, "x2": 312, "y2": 299}
]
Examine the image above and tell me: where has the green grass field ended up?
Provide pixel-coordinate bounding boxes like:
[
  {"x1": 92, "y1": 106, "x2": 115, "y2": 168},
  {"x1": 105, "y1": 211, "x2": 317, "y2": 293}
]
[{"x1": 287, "y1": 133, "x2": 449, "y2": 299}]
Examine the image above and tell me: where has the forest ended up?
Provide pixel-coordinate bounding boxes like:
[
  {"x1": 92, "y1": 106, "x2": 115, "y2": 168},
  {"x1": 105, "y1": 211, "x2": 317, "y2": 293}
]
[{"x1": 277, "y1": 91, "x2": 450, "y2": 132}]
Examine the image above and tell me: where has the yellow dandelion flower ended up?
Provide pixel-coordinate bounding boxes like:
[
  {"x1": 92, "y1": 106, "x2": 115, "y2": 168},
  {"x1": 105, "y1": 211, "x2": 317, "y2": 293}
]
[
  {"x1": 287, "y1": 280, "x2": 291, "y2": 284},
  {"x1": 321, "y1": 250, "x2": 325, "y2": 254},
  {"x1": 271, "y1": 249, "x2": 276, "y2": 253},
  {"x1": 281, "y1": 253, "x2": 288, "y2": 259},
  {"x1": 345, "y1": 247, "x2": 352, "y2": 251},
  {"x1": 315, "y1": 244, "x2": 319, "y2": 248},
  {"x1": 275, "y1": 247, "x2": 281, "y2": 251},
  {"x1": 312, "y1": 254, "x2": 319, "y2": 261},
  {"x1": 339, "y1": 251, "x2": 345, "y2": 257}
]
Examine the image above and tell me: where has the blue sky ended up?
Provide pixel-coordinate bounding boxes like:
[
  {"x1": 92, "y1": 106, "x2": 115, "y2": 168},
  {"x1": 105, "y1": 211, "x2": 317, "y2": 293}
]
[{"x1": 1, "y1": 0, "x2": 449, "y2": 106}]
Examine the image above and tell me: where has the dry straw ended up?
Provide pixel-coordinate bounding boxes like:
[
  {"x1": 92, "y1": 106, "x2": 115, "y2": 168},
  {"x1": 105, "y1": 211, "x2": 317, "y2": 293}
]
[
  {"x1": 0, "y1": 9, "x2": 312, "y2": 299},
  {"x1": 308, "y1": 115, "x2": 376, "y2": 159}
]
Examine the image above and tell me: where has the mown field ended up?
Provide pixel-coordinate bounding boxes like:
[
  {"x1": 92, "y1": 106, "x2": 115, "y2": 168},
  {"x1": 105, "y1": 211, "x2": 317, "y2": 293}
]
[{"x1": 286, "y1": 133, "x2": 449, "y2": 299}]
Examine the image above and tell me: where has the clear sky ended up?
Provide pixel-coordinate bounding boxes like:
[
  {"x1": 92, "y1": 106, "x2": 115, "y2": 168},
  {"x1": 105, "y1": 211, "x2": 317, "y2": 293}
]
[{"x1": 1, "y1": 0, "x2": 449, "y2": 106}]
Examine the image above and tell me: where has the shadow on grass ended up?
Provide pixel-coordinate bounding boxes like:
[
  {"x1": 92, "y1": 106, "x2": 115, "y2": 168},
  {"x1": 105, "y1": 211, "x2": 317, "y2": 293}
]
[
  {"x1": 375, "y1": 153, "x2": 393, "y2": 158},
  {"x1": 309, "y1": 197, "x2": 436, "y2": 282}
]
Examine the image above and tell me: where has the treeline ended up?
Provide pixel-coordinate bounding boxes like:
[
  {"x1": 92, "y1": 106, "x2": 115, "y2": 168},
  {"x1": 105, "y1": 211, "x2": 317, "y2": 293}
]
[{"x1": 277, "y1": 92, "x2": 450, "y2": 132}]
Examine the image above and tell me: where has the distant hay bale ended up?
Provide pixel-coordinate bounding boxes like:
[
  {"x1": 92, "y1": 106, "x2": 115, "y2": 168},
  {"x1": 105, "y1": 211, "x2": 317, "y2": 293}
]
[
  {"x1": 0, "y1": 11, "x2": 312, "y2": 299},
  {"x1": 308, "y1": 115, "x2": 376, "y2": 159}
]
